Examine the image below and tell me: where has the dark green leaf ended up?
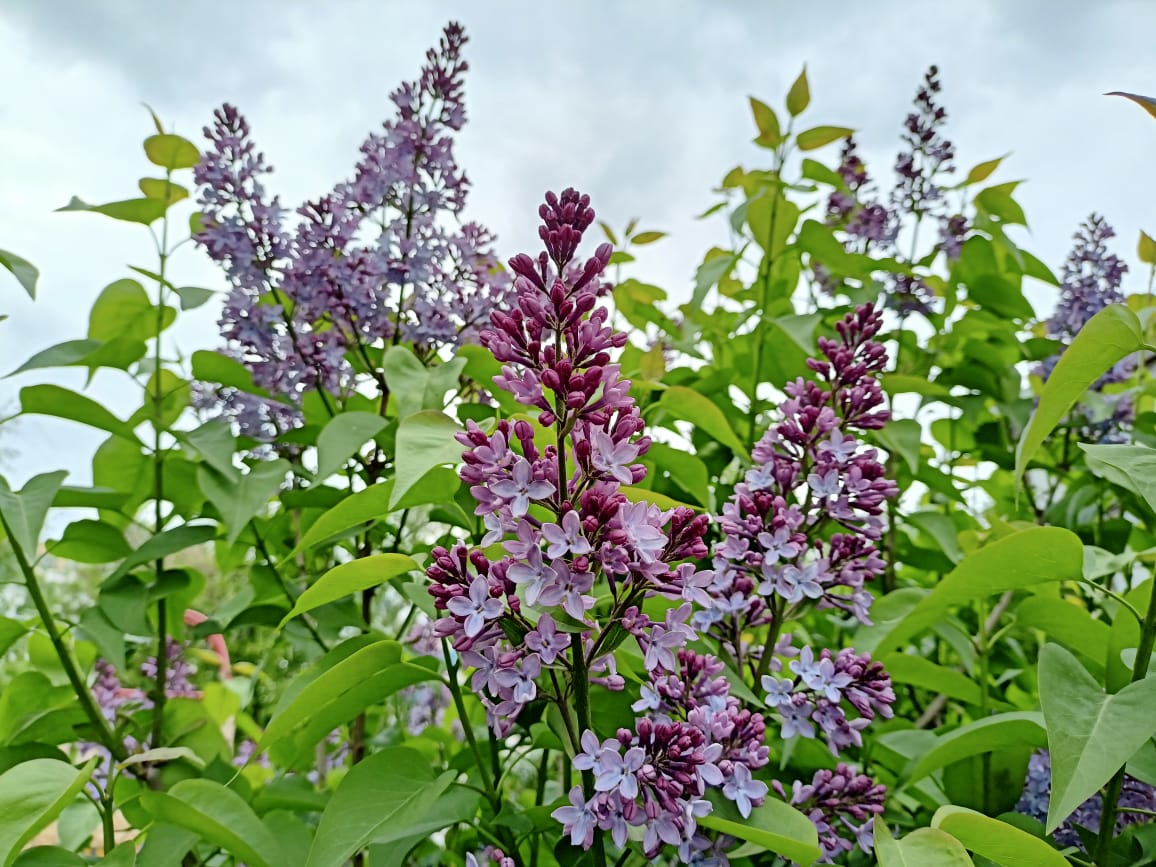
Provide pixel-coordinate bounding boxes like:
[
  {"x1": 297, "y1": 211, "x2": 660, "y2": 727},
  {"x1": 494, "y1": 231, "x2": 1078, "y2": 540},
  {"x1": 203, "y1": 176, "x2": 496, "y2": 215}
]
[
  {"x1": 0, "y1": 471, "x2": 68, "y2": 555},
  {"x1": 1039, "y1": 643, "x2": 1156, "y2": 832},
  {"x1": 305, "y1": 748, "x2": 455, "y2": 867}
]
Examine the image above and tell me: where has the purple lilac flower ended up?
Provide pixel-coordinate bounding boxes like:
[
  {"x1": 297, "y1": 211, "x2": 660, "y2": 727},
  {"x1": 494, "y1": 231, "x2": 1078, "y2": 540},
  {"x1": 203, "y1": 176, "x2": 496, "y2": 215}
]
[
  {"x1": 891, "y1": 65, "x2": 956, "y2": 221},
  {"x1": 1035, "y1": 215, "x2": 1135, "y2": 443},
  {"x1": 775, "y1": 765, "x2": 886, "y2": 862},
  {"x1": 759, "y1": 640, "x2": 894, "y2": 754},
  {"x1": 1016, "y1": 750, "x2": 1156, "y2": 850},
  {"x1": 429, "y1": 190, "x2": 749, "y2": 862},
  {"x1": 697, "y1": 304, "x2": 898, "y2": 649},
  {"x1": 193, "y1": 23, "x2": 513, "y2": 444}
]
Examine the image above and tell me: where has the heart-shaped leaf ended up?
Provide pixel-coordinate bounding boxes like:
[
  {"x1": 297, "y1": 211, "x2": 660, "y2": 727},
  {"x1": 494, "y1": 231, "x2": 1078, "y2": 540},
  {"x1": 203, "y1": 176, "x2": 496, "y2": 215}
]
[{"x1": 1039, "y1": 643, "x2": 1156, "y2": 832}]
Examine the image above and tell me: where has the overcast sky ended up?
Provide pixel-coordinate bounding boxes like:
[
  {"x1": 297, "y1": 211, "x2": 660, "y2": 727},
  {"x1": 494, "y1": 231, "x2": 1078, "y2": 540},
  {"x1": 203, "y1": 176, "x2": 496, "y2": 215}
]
[{"x1": 2, "y1": 0, "x2": 1155, "y2": 488}]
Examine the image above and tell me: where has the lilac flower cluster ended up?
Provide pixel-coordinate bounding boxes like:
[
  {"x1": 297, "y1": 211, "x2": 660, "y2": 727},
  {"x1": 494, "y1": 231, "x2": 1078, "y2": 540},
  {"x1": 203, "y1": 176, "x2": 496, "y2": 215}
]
[
  {"x1": 1017, "y1": 750, "x2": 1156, "y2": 850},
  {"x1": 193, "y1": 23, "x2": 512, "y2": 441},
  {"x1": 827, "y1": 137, "x2": 896, "y2": 249},
  {"x1": 891, "y1": 65, "x2": 956, "y2": 221},
  {"x1": 1039, "y1": 215, "x2": 1134, "y2": 440},
  {"x1": 695, "y1": 304, "x2": 898, "y2": 646},
  {"x1": 466, "y1": 850, "x2": 515, "y2": 867},
  {"x1": 775, "y1": 765, "x2": 886, "y2": 861},
  {"x1": 428, "y1": 189, "x2": 764, "y2": 862},
  {"x1": 760, "y1": 641, "x2": 894, "y2": 755}
]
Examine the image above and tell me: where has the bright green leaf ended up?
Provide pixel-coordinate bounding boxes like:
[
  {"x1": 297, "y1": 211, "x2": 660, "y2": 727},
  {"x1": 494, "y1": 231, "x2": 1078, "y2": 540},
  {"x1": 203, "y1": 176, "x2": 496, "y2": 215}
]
[
  {"x1": 0, "y1": 757, "x2": 97, "y2": 867},
  {"x1": 796, "y1": 125, "x2": 854, "y2": 151},
  {"x1": 882, "y1": 653, "x2": 983, "y2": 705},
  {"x1": 786, "y1": 67, "x2": 810, "y2": 116},
  {"x1": 47, "y1": 519, "x2": 131, "y2": 564},
  {"x1": 137, "y1": 177, "x2": 188, "y2": 205},
  {"x1": 964, "y1": 156, "x2": 1004, "y2": 186},
  {"x1": 748, "y1": 97, "x2": 782, "y2": 147},
  {"x1": 630, "y1": 230, "x2": 666, "y2": 245},
  {"x1": 906, "y1": 712, "x2": 1046, "y2": 784},
  {"x1": 142, "y1": 134, "x2": 200, "y2": 170},
  {"x1": 1015, "y1": 304, "x2": 1149, "y2": 481},
  {"x1": 56, "y1": 196, "x2": 167, "y2": 225},
  {"x1": 389, "y1": 411, "x2": 462, "y2": 509},
  {"x1": 876, "y1": 827, "x2": 974, "y2": 867},
  {"x1": 696, "y1": 791, "x2": 821, "y2": 866},
  {"x1": 1080, "y1": 443, "x2": 1156, "y2": 516},
  {"x1": 659, "y1": 386, "x2": 749, "y2": 459},
  {"x1": 280, "y1": 554, "x2": 419, "y2": 626},
  {"x1": 107, "y1": 524, "x2": 217, "y2": 581},
  {"x1": 20, "y1": 385, "x2": 138, "y2": 441},
  {"x1": 931, "y1": 806, "x2": 1068, "y2": 867}
]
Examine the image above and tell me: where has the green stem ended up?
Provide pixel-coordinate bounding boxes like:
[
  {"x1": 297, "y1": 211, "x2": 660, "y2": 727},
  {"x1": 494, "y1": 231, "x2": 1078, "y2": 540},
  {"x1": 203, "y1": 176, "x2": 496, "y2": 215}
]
[
  {"x1": 149, "y1": 173, "x2": 172, "y2": 750},
  {"x1": 1095, "y1": 582, "x2": 1156, "y2": 864},
  {"x1": 2, "y1": 517, "x2": 125, "y2": 760},
  {"x1": 570, "y1": 632, "x2": 607, "y2": 866}
]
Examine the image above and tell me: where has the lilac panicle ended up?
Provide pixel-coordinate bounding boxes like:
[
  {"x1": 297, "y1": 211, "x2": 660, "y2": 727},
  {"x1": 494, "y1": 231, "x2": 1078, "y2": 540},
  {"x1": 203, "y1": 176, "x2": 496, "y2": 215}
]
[
  {"x1": 891, "y1": 65, "x2": 956, "y2": 221},
  {"x1": 1039, "y1": 214, "x2": 1134, "y2": 440},
  {"x1": 697, "y1": 304, "x2": 898, "y2": 642},
  {"x1": 1017, "y1": 750, "x2": 1156, "y2": 850},
  {"x1": 427, "y1": 189, "x2": 764, "y2": 862},
  {"x1": 193, "y1": 23, "x2": 513, "y2": 443},
  {"x1": 775, "y1": 765, "x2": 886, "y2": 862}
]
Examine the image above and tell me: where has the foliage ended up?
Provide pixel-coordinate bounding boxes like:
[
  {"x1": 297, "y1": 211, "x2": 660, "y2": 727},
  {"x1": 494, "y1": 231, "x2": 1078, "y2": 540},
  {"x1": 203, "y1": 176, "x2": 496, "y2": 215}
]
[{"x1": 2, "y1": 20, "x2": 1156, "y2": 867}]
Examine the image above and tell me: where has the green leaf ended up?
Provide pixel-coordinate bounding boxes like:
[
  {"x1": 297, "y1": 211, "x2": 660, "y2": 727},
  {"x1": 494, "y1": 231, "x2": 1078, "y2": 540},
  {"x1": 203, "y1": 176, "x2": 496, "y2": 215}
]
[
  {"x1": 964, "y1": 156, "x2": 1004, "y2": 185},
  {"x1": 198, "y1": 459, "x2": 288, "y2": 544},
  {"x1": 88, "y1": 279, "x2": 175, "y2": 342},
  {"x1": 1015, "y1": 596, "x2": 1110, "y2": 674},
  {"x1": 796, "y1": 125, "x2": 854, "y2": 151},
  {"x1": 748, "y1": 97, "x2": 782, "y2": 147},
  {"x1": 315, "y1": 412, "x2": 387, "y2": 480},
  {"x1": 382, "y1": 347, "x2": 466, "y2": 419},
  {"x1": 180, "y1": 420, "x2": 239, "y2": 481},
  {"x1": 1139, "y1": 231, "x2": 1156, "y2": 266},
  {"x1": 1015, "y1": 304, "x2": 1149, "y2": 481},
  {"x1": 0, "y1": 471, "x2": 67, "y2": 555},
  {"x1": 871, "y1": 527, "x2": 1083, "y2": 657},
  {"x1": 0, "y1": 618, "x2": 27, "y2": 657},
  {"x1": 191, "y1": 349, "x2": 268, "y2": 395},
  {"x1": 975, "y1": 183, "x2": 1027, "y2": 226},
  {"x1": 364, "y1": 786, "x2": 481, "y2": 866},
  {"x1": 0, "y1": 757, "x2": 97, "y2": 867},
  {"x1": 137, "y1": 177, "x2": 188, "y2": 205},
  {"x1": 108, "y1": 524, "x2": 217, "y2": 581},
  {"x1": 931, "y1": 806, "x2": 1067, "y2": 867},
  {"x1": 906, "y1": 712, "x2": 1046, "y2": 783},
  {"x1": 173, "y1": 285, "x2": 214, "y2": 310},
  {"x1": 141, "y1": 779, "x2": 281, "y2": 867},
  {"x1": 876, "y1": 418, "x2": 922, "y2": 473},
  {"x1": 693, "y1": 791, "x2": 821, "y2": 866},
  {"x1": 7, "y1": 338, "x2": 147, "y2": 377},
  {"x1": 1039, "y1": 642, "x2": 1156, "y2": 832},
  {"x1": 143, "y1": 134, "x2": 200, "y2": 170},
  {"x1": 20, "y1": 384, "x2": 139, "y2": 441},
  {"x1": 47, "y1": 519, "x2": 131, "y2": 564},
  {"x1": 645, "y1": 442, "x2": 710, "y2": 505},
  {"x1": 259, "y1": 640, "x2": 436, "y2": 755},
  {"x1": 882, "y1": 653, "x2": 983, "y2": 705},
  {"x1": 305, "y1": 748, "x2": 454, "y2": 867},
  {"x1": 876, "y1": 828, "x2": 974, "y2": 867},
  {"x1": 389, "y1": 411, "x2": 462, "y2": 509},
  {"x1": 630, "y1": 230, "x2": 666, "y2": 245},
  {"x1": 1080, "y1": 443, "x2": 1156, "y2": 516},
  {"x1": 12, "y1": 846, "x2": 87, "y2": 867},
  {"x1": 56, "y1": 196, "x2": 167, "y2": 225},
  {"x1": 786, "y1": 67, "x2": 810, "y2": 115},
  {"x1": 289, "y1": 483, "x2": 393, "y2": 557},
  {"x1": 1108, "y1": 90, "x2": 1156, "y2": 121},
  {"x1": 0, "y1": 249, "x2": 38, "y2": 299},
  {"x1": 280, "y1": 554, "x2": 419, "y2": 626},
  {"x1": 659, "y1": 386, "x2": 749, "y2": 459}
]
